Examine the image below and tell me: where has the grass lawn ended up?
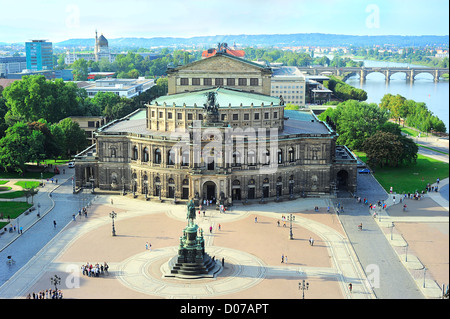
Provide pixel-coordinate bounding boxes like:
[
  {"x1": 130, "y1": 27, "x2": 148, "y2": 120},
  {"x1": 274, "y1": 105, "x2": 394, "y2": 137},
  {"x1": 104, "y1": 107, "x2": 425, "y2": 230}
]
[
  {"x1": 354, "y1": 151, "x2": 449, "y2": 194},
  {"x1": 0, "y1": 180, "x2": 9, "y2": 185},
  {"x1": 0, "y1": 191, "x2": 26, "y2": 199},
  {"x1": 14, "y1": 181, "x2": 40, "y2": 189},
  {"x1": 0, "y1": 201, "x2": 33, "y2": 220},
  {"x1": 0, "y1": 171, "x2": 54, "y2": 180}
]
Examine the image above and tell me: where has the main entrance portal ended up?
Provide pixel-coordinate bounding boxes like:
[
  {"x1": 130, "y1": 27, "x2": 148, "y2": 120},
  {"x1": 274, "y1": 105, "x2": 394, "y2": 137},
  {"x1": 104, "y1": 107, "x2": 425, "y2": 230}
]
[{"x1": 203, "y1": 181, "x2": 217, "y2": 201}]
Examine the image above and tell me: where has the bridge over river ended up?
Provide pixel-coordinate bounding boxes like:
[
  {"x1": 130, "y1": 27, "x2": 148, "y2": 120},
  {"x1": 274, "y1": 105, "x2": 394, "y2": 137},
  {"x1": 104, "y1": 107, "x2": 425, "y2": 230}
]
[{"x1": 298, "y1": 66, "x2": 449, "y2": 83}]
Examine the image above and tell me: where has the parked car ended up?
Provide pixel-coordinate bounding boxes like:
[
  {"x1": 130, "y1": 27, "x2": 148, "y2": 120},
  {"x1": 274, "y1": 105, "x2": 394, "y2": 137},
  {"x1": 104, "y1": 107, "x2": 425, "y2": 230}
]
[
  {"x1": 358, "y1": 168, "x2": 371, "y2": 174},
  {"x1": 68, "y1": 162, "x2": 75, "y2": 168}
]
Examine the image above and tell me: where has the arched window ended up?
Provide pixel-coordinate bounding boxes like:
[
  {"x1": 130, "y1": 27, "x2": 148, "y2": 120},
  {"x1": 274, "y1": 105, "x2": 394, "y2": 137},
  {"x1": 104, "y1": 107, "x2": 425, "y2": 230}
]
[
  {"x1": 133, "y1": 146, "x2": 138, "y2": 160},
  {"x1": 182, "y1": 178, "x2": 189, "y2": 199},
  {"x1": 277, "y1": 148, "x2": 283, "y2": 164},
  {"x1": 232, "y1": 151, "x2": 241, "y2": 167},
  {"x1": 263, "y1": 149, "x2": 270, "y2": 165},
  {"x1": 154, "y1": 148, "x2": 161, "y2": 164},
  {"x1": 143, "y1": 147, "x2": 149, "y2": 162},
  {"x1": 167, "y1": 149, "x2": 175, "y2": 165},
  {"x1": 288, "y1": 147, "x2": 295, "y2": 162},
  {"x1": 248, "y1": 150, "x2": 256, "y2": 166},
  {"x1": 181, "y1": 150, "x2": 189, "y2": 166}
]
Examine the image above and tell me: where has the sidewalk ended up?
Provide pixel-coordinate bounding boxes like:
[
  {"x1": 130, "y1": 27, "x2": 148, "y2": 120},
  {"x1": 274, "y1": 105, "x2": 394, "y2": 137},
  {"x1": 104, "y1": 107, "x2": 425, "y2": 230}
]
[
  {"x1": 373, "y1": 177, "x2": 449, "y2": 299},
  {"x1": 0, "y1": 169, "x2": 73, "y2": 252}
]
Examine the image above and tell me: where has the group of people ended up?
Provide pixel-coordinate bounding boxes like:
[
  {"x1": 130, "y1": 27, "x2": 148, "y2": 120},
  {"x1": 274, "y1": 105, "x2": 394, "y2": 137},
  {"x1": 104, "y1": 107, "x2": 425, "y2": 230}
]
[
  {"x1": 81, "y1": 262, "x2": 109, "y2": 277},
  {"x1": 26, "y1": 289, "x2": 63, "y2": 299}
]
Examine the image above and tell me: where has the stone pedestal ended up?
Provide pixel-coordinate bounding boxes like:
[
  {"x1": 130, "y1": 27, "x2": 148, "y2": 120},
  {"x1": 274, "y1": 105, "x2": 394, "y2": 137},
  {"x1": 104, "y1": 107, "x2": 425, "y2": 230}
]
[{"x1": 166, "y1": 222, "x2": 220, "y2": 278}]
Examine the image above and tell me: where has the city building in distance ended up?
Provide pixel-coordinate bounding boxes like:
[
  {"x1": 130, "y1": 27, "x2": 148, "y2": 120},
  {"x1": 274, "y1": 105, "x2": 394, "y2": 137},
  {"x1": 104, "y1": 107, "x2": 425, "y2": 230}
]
[
  {"x1": 25, "y1": 40, "x2": 53, "y2": 71},
  {"x1": 64, "y1": 31, "x2": 116, "y2": 65}
]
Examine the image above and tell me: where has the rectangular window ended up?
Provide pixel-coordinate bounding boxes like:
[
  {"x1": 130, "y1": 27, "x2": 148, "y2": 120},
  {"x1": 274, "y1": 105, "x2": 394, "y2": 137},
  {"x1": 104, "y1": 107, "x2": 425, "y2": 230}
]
[
  {"x1": 192, "y1": 78, "x2": 200, "y2": 85},
  {"x1": 254, "y1": 113, "x2": 260, "y2": 120},
  {"x1": 159, "y1": 112, "x2": 163, "y2": 118},
  {"x1": 180, "y1": 78, "x2": 189, "y2": 85},
  {"x1": 221, "y1": 114, "x2": 227, "y2": 121},
  {"x1": 215, "y1": 78, "x2": 223, "y2": 86},
  {"x1": 250, "y1": 78, "x2": 258, "y2": 86},
  {"x1": 274, "y1": 112, "x2": 278, "y2": 119},
  {"x1": 244, "y1": 113, "x2": 249, "y2": 120},
  {"x1": 227, "y1": 78, "x2": 235, "y2": 86},
  {"x1": 188, "y1": 113, "x2": 193, "y2": 120},
  {"x1": 87, "y1": 121, "x2": 95, "y2": 127},
  {"x1": 264, "y1": 112, "x2": 270, "y2": 119},
  {"x1": 168, "y1": 112, "x2": 172, "y2": 119},
  {"x1": 177, "y1": 113, "x2": 183, "y2": 120},
  {"x1": 238, "y1": 78, "x2": 247, "y2": 86},
  {"x1": 203, "y1": 78, "x2": 212, "y2": 86},
  {"x1": 233, "y1": 114, "x2": 239, "y2": 121},
  {"x1": 151, "y1": 111, "x2": 155, "y2": 117}
]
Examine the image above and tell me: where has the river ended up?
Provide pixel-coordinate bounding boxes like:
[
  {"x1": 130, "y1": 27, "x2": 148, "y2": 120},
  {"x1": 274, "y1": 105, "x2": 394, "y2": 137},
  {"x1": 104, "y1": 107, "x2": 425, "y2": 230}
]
[{"x1": 345, "y1": 60, "x2": 449, "y2": 132}]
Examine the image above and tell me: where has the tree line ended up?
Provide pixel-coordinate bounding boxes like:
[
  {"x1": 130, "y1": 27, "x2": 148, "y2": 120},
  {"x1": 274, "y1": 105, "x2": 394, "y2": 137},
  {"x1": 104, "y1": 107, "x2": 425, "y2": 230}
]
[
  {"x1": 0, "y1": 75, "x2": 168, "y2": 174},
  {"x1": 379, "y1": 93, "x2": 446, "y2": 133},
  {"x1": 66, "y1": 50, "x2": 201, "y2": 81},
  {"x1": 323, "y1": 75, "x2": 368, "y2": 101},
  {"x1": 319, "y1": 99, "x2": 418, "y2": 169}
]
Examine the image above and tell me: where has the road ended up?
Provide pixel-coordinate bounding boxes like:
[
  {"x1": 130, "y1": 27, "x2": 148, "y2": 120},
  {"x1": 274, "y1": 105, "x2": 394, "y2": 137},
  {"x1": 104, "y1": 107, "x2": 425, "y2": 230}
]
[
  {"x1": 0, "y1": 174, "x2": 93, "y2": 289},
  {"x1": 333, "y1": 174, "x2": 424, "y2": 299}
]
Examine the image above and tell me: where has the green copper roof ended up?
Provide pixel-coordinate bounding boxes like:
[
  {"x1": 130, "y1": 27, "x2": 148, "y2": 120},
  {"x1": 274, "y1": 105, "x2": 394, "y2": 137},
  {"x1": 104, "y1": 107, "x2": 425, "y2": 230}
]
[{"x1": 152, "y1": 87, "x2": 280, "y2": 108}]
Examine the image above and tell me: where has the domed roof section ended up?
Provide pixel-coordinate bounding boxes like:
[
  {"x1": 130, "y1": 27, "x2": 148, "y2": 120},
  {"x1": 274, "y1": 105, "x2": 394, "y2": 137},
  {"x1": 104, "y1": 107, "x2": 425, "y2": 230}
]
[{"x1": 98, "y1": 34, "x2": 108, "y2": 47}]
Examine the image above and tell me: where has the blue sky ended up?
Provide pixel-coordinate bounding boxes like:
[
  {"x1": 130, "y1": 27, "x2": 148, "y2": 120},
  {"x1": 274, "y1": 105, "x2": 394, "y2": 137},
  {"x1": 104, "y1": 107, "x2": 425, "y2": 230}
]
[{"x1": 0, "y1": 0, "x2": 448, "y2": 43}]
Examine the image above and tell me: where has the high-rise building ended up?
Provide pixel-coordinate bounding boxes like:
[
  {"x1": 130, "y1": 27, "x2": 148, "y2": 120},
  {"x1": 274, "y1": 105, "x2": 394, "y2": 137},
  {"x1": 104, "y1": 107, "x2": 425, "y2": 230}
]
[{"x1": 25, "y1": 40, "x2": 53, "y2": 71}]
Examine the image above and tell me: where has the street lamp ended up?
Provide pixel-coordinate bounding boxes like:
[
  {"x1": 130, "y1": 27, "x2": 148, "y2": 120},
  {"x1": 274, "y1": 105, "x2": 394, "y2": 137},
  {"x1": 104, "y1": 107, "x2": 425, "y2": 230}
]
[
  {"x1": 50, "y1": 274, "x2": 61, "y2": 291},
  {"x1": 390, "y1": 222, "x2": 395, "y2": 240},
  {"x1": 288, "y1": 214, "x2": 295, "y2": 240},
  {"x1": 423, "y1": 267, "x2": 427, "y2": 288},
  {"x1": 109, "y1": 211, "x2": 117, "y2": 236},
  {"x1": 405, "y1": 242, "x2": 409, "y2": 262},
  {"x1": 299, "y1": 279, "x2": 309, "y2": 299}
]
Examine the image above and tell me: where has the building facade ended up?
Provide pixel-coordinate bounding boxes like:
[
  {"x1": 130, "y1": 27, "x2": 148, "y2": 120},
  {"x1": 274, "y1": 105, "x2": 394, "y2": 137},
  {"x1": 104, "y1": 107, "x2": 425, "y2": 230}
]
[
  {"x1": 0, "y1": 56, "x2": 27, "y2": 77},
  {"x1": 74, "y1": 52, "x2": 357, "y2": 203},
  {"x1": 64, "y1": 31, "x2": 116, "y2": 65},
  {"x1": 25, "y1": 40, "x2": 53, "y2": 71},
  {"x1": 270, "y1": 66, "x2": 307, "y2": 106},
  {"x1": 78, "y1": 77, "x2": 155, "y2": 98}
]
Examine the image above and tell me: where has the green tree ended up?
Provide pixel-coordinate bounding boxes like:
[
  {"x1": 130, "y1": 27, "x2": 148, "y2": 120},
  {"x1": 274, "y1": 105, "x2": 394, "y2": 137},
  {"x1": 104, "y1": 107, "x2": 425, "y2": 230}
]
[
  {"x1": 0, "y1": 122, "x2": 44, "y2": 174},
  {"x1": 362, "y1": 131, "x2": 404, "y2": 168},
  {"x1": 319, "y1": 100, "x2": 388, "y2": 150},
  {"x1": 57, "y1": 118, "x2": 88, "y2": 156},
  {"x1": 72, "y1": 58, "x2": 89, "y2": 81},
  {"x1": 3, "y1": 75, "x2": 89, "y2": 124}
]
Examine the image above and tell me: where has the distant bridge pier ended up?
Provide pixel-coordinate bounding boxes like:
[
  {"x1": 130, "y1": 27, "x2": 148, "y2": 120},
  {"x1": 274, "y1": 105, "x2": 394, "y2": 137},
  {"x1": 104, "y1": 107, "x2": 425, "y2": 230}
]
[{"x1": 359, "y1": 69, "x2": 367, "y2": 83}]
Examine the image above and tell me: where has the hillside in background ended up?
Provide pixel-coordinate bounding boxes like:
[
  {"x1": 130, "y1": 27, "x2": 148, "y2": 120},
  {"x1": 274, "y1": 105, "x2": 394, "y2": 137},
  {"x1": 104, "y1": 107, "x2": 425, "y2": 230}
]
[{"x1": 55, "y1": 33, "x2": 449, "y2": 48}]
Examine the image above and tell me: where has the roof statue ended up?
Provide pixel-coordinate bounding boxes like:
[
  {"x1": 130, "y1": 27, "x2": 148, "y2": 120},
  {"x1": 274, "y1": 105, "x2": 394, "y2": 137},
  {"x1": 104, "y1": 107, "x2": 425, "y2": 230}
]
[{"x1": 203, "y1": 91, "x2": 219, "y2": 114}]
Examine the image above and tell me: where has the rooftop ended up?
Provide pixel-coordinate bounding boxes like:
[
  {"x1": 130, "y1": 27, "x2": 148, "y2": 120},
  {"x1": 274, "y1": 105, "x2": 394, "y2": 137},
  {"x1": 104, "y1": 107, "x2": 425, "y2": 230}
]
[
  {"x1": 152, "y1": 87, "x2": 280, "y2": 108},
  {"x1": 99, "y1": 108, "x2": 333, "y2": 138}
]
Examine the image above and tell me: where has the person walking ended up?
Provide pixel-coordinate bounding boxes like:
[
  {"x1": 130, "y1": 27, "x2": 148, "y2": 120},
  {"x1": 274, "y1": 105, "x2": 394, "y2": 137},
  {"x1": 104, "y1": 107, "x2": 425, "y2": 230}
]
[
  {"x1": 53, "y1": 220, "x2": 57, "y2": 228},
  {"x1": 281, "y1": 254, "x2": 284, "y2": 263}
]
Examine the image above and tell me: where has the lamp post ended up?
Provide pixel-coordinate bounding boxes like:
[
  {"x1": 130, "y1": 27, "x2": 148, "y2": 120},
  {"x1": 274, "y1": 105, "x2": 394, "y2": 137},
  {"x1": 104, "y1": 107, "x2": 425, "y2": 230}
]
[
  {"x1": 299, "y1": 279, "x2": 309, "y2": 299},
  {"x1": 390, "y1": 222, "x2": 395, "y2": 240},
  {"x1": 50, "y1": 274, "x2": 61, "y2": 292},
  {"x1": 288, "y1": 214, "x2": 295, "y2": 240},
  {"x1": 423, "y1": 267, "x2": 427, "y2": 288},
  {"x1": 109, "y1": 211, "x2": 117, "y2": 236},
  {"x1": 405, "y1": 242, "x2": 409, "y2": 262}
]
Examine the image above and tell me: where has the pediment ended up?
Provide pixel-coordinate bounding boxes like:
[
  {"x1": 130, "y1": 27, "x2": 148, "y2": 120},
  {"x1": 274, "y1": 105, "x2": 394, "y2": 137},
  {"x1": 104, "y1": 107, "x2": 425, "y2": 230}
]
[{"x1": 175, "y1": 54, "x2": 267, "y2": 73}]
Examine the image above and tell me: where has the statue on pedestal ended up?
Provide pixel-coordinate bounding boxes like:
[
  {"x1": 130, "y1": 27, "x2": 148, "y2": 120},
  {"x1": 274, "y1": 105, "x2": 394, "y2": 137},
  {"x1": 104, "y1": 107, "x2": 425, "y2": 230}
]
[{"x1": 186, "y1": 199, "x2": 196, "y2": 225}]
